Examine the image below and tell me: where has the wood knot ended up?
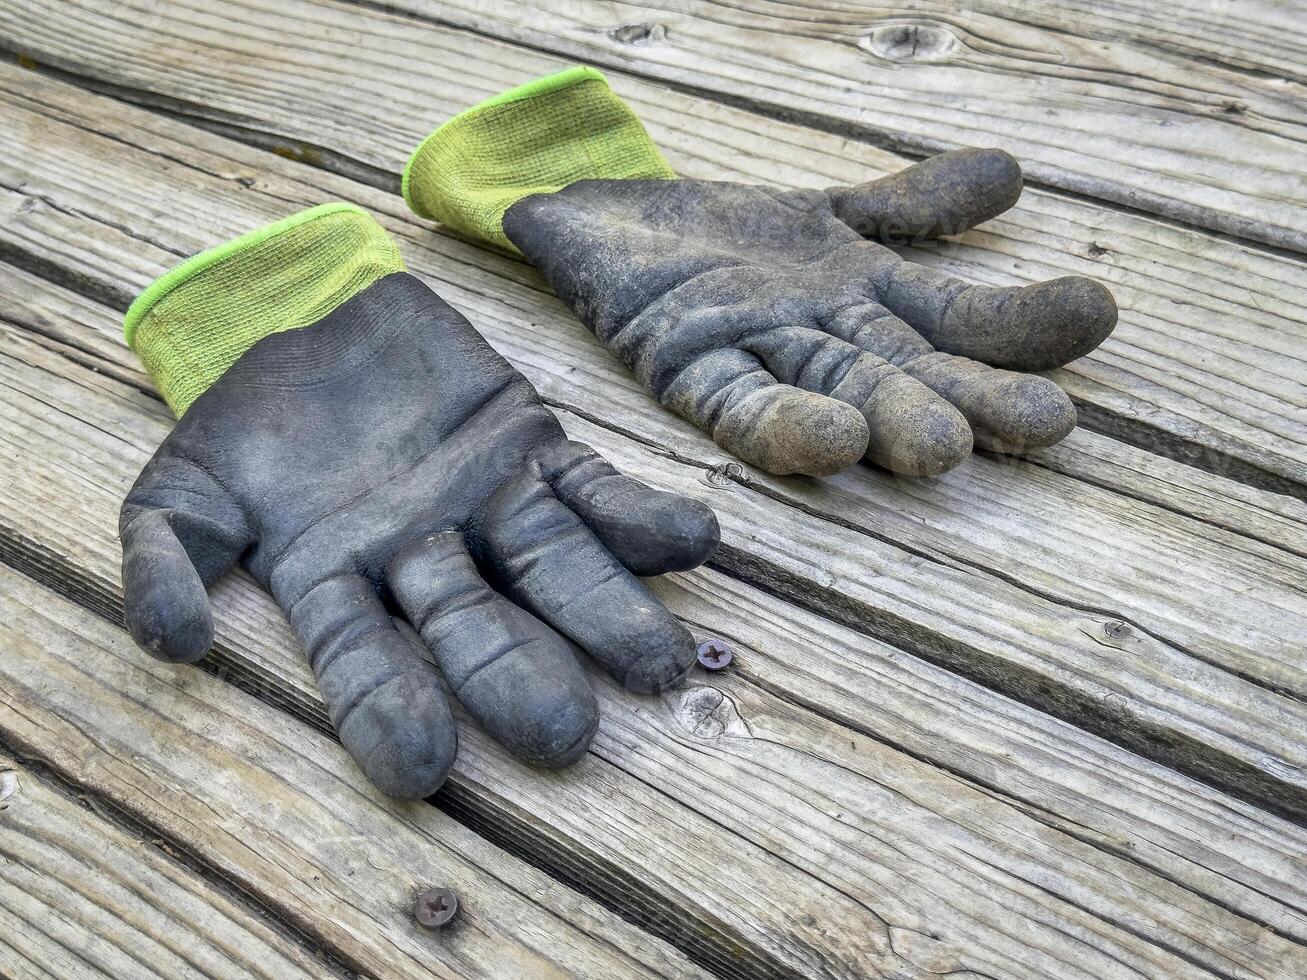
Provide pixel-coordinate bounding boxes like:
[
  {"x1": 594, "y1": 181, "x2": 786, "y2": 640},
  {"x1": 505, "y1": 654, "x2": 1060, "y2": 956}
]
[
  {"x1": 1076, "y1": 617, "x2": 1138, "y2": 650},
  {"x1": 610, "y1": 23, "x2": 666, "y2": 46},
  {"x1": 668, "y1": 686, "x2": 750, "y2": 739},
  {"x1": 861, "y1": 21, "x2": 958, "y2": 63},
  {"x1": 1103, "y1": 620, "x2": 1131, "y2": 640}
]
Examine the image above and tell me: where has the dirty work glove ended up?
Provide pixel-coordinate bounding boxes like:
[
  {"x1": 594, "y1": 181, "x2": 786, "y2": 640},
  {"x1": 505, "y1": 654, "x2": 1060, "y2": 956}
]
[
  {"x1": 120, "y1": 203, "x2": 718, "y2": 798},
  {"x1": 404, "y1": 67, "x2": 1117, "y2": 476}
]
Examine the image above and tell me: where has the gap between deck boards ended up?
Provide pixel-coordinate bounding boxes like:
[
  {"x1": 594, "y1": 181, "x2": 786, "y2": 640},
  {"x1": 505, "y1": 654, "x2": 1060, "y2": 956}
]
[
  {"x1": 2, "y1": 18, "x2": 1306, "y2": 977},
  {"x1": 4, "y1": 276, "x2": 1307, "y2": 975},
  {"x1": 0, "y1": 566, "x2": 712, "y2": 980},
  {"x1": 8, "y1": 296, "x2": 1307, "y2": 954},
  {"x1": 0, "y1": 742, "x2": 361, "y2": 980},
  {"x1": 1, "y1": 58, "x2": 1305, "y2": 830},
  {"x1": 3, "y1": 0, "x2": 1301, "y2": 500}
]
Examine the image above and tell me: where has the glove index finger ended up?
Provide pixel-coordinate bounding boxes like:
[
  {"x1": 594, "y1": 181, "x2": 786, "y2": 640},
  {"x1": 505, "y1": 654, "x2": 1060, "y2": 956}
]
[
  {"x1": 877, "y1": 260, "x2": 1118, "y2": 371},
  {"x1": 289, "y1": 570, "x2": 458, "y2": 797},
  {"x1": 480, "y1": 468, "x2": 697, "y2": 694},
  {"x1": 539, "y1": 441, "x2": 720, "y2": 576}
]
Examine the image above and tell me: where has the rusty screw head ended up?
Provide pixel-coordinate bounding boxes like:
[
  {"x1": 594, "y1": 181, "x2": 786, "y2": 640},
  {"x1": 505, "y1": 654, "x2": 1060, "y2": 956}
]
[
  {"x1": 415, "y1": 887, "x2": 458, "y2": 928},
  {"x1": 696, "y1": 639, "x2": 733, "y2": 672}
]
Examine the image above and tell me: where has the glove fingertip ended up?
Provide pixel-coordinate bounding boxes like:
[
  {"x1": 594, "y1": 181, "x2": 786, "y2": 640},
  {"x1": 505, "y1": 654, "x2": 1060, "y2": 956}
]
[
  {"x1": 621, "y1": 616, "x2": 698, "y2": 695},
  {"x1": 973, "y1": 376, "x2": 1078, "y2": 454},
  {"x1": 718, "y1": 387, "x2": 869, "y2": 477},
  {"x1": 125, "y1": 579, "x2": 214, "y2": 664},
  {"x1": 618, "y1": 493, "x2": 720, "y2": 576},
  {"x1": 670, "y1": 497, "x2": 721, "y2": 571},
  {"x1": 119, "y1": 505, "x2": 240, "y2": 665},
  {"x1": 962, "y1": 147, "x2": 1023, "y2": 214},
  {"x1": 867, "y1": 396, "x2": 973, "y2": 477},
  {"x1": 331, "y1": 649, "x2": 459, "y2": 799}
]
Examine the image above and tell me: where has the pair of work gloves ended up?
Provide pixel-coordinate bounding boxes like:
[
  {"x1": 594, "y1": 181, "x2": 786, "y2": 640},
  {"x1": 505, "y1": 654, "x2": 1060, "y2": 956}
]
[{"x1": 121, "y1": 67, "x2": 1116, "y2": 798}]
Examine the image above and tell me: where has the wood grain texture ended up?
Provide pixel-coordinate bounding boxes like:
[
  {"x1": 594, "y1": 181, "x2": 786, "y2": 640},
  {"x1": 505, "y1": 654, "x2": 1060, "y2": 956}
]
[
  {"x1": 0, "y1": 756, "x2": 337, "y2": 980},
  {"x1": 7, "y1": 253, "x2": 1307, "y2": 946},
  {"x1": 375, "y1": 0, "x2": 1307, "y2": 254},
  {"x1": 0, "y1": 48, "x2": 1301, "y2": 980},
  {"x1": 5, "y1": 275, "x2": 1307, "y2": 980},
  {"x1": 1, "y1": 4, "x2": 1304, "y2": 976},
  {"x1": 2, "y1": 60, "x2": 1306, "y2": 816},
  {"x1": 6, "y1": 257, "x2": 1307, "y2": 964},
  {"x1": 0, "y1": 567, "x2": 706, "y2": 980},
  {"x1": 3, "y1": 0, "x2": 1302, "y2": 502}
]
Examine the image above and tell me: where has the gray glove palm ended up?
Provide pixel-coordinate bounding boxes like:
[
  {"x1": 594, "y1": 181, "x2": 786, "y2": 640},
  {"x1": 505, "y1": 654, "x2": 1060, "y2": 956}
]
[
  {"x1": 120, "y1": 204, "x2": 717, "y2": 798},
  {"x1": 504, "y1": 151, "x2": 1116, "y2": 476},
  {"x1": 405, "y1": 68, "x2": 1116, "y2": 477}
]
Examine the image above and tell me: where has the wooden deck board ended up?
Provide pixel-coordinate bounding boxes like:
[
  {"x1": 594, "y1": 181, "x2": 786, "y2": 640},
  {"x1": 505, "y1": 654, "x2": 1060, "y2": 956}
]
[
  {"x1": 12, "y1": 266, "x2": 1307, "y2": 976},
  {"x1": 0, "y1": 1, "x2": 1304, "y2": 976},
  {"x1": 365, "y1": 0, "x2": 1307, "y2": 255},
  {"x1": 3, "y1": 62, "x2": 1306, "y2": 819},
  {"x1": 6, "y1": 271, "x2": 1307, "y2": 978},
  {"x1": 4, "y1": 0, "x2": 1301, "y2": 503},
  {"x1": 0, "y1": 566, "x2": 707, "y2": 980},
  {"x1": 0, "y1": 756, "x2": 336, "y2": 980},
  {"x1": 10, "y1": 0, "x2": 1305, "y2": 253}
]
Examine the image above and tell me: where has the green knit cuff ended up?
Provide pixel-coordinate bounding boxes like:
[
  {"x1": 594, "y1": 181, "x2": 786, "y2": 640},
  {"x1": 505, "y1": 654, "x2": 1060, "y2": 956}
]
[
  {"x1": 402, "y1": 65, "x2": 676, "y2": 253},
  {"x1": 125, "y1": 203, "x2": 405, "y2": 417}
]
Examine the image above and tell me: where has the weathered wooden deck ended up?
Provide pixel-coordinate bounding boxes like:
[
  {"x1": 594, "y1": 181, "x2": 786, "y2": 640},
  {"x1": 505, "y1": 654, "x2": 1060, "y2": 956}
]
[{"x1": 0, "y1": 1, "x2": 1304, "y2": 977}]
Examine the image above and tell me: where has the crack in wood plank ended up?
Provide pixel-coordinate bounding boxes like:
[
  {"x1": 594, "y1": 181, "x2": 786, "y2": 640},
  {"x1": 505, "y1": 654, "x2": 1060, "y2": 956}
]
[
  {"x1": 2, "y1": 271, "x2": 1307, "y2": 976},
  {"x1": 2, "y1": 0, "x2": 1301, "y2": 500},
  {"x1": 0, "y1": 746, "x2": 360, "y2": 980}
]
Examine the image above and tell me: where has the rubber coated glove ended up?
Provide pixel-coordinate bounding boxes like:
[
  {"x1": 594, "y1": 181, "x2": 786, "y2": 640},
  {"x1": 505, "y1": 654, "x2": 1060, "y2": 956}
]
[
  {"x1": 120, "y1": 203, "x2": 719, "y2": 798},
  {"x1": 404, "y1": 67, "x2": 1117, "y2": 477}
]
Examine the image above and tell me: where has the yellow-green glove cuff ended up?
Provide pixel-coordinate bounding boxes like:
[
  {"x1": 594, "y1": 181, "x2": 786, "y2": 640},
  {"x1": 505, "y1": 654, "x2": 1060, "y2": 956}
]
[
  {"x1": 124, "y1": 203, "x2": 405, "y2": 417},
  {"x1": 402, "y1": 66, "x2": 676, "y2": 254}
]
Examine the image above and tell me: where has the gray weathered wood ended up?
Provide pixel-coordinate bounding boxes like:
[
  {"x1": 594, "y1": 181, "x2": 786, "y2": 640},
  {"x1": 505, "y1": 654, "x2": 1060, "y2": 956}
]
[
  {"x1": 4, "y1": 261, "x2": 1307, "y2": 977},
  {"x1": 2, "y1": 61, "x2": 1307, "y2": 821},
  {"x1": 0, "y1": 567, "x2": 706, "y2": 980},
  {"x1": 1027, "y1": 433, "x2": 1307, "y2": 559},
  {"x1": 15, "y1": 0, "x2": 1307, "y2": 255},
  {"x1": 652, "y1": 569, "x2": 1307, "y2": 945},
  {"x1": 369, "y1": 0, "x2": 1307, "y2": 254},
  {"x1": 4, "y1": 0, "x2": 1302, "y2": 501},
  {"x1": 8, "y1": 259, "x2": 1307, "y2": 955},
  {"x1": 0, "y1": 756, "x2": 336, "y2": 980},
  {"x1": 4, "y1": 3, "x2": 1307, "y2": 975}
]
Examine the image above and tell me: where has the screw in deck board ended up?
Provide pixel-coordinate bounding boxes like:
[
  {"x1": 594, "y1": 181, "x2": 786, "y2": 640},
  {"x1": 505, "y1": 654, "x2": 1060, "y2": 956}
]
[
  {"x1": 697, "y1": 639, "x2": 734, "y2": 672},
  {"x1": 415, "y1": 887, "x2": 458, "y2": 928}
]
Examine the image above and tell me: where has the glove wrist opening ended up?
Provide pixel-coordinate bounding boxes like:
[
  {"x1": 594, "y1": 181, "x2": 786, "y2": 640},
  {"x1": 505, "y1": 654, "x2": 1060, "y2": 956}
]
[
  {"x1": 402, "y1": 65, "x2": 676, "y2": 253},
  {"x1": 124, "y1": 203, "x2": 404, "y2": 416}
]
